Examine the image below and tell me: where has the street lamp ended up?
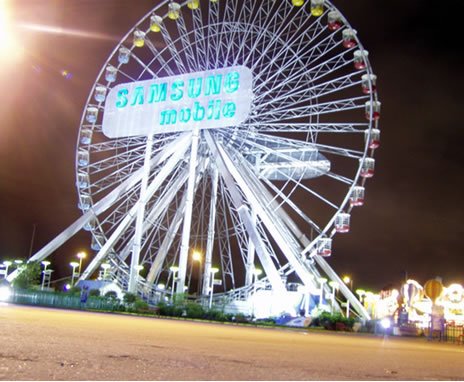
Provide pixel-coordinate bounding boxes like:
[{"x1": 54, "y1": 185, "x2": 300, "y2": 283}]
[
  {"x1": 70, "y1": 261, "x2": 79, "y2": 287},
  {"x1": 209, "y1": 267, "x2": 219, "y2": 309},
  {"x1": 192, "y1": 250, "x2": 202, "y2": 295},
  {"x1": 342, "y1": 275, "x2": 353, "y2": 290},
  {"x1": 2, "y1": 260, "x2": 12, "y2": 276},
  {"x1": 169, "y1": 266, "x2": 179, "y2": 302},
  {"x1": 318, "y1": 277, "x2": 327, "y2": 307},
  {"x1": 77, "y1": 251, "x2": 86, "y2": 276},
  {"x1": 328, "y1": 281, "x2": 339, "y2": 313},
  {"x1": 342, "y1": 276, "x2": 353, "y2": 317},
  {"x1": 41, "y1": 260, "x2": 51, "y2": 290}
]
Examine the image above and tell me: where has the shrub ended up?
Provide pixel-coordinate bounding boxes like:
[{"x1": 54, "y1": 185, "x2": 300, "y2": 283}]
[
  {"x1": 89, "y1": 289, "x2": 101, "y2": 297},
  {"x1": 134, "y1": 299, "x2": 149, "y2": 313},
  {"x1": 123, "y1": 292, "x2": 137, "y2": 305},
  {"x1": 185, "y1": 302, "x2": 205, "y2": 319},
  {"x1": 104, "y1": 291, "x2": 119, "y2": 300}
]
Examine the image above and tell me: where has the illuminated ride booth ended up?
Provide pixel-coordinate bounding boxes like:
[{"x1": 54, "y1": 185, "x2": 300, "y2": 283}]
[{"x1": 9, "y1": 0, "x2": 382, "y2": 320}]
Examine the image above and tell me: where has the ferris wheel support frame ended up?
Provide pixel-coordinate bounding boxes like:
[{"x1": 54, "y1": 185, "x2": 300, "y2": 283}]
[
  {"x1": 176, "y1": 126, "x2": 200, "y2": 294},
  {"x1": 205, "y1": 131, "x2": 286, "y2": 293},
  {"x1": 202, "y1": 166, "x2": 219, "y2": 296},
  {"x1": 128, "y1": 134, "x2": 155, "y2": 293},
  {"x1": 79, "y1": 133, "x2": 193, "y2": 281}
]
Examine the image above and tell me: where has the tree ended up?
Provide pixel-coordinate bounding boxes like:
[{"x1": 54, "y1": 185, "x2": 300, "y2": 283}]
[{"x1": 12, "y1": 261, "x2": 41, "y2": 289}]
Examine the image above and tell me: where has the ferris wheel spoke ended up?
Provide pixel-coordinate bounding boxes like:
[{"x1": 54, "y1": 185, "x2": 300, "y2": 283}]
[
  {"x1": 175, "y1": 12, "x2": 199, "y2": 72},
  {"x1": 191, "y1": 7, "x2": 207, "y2": 70},
  {"x1": 255, "y1": 46, "x2": 351, "y2": 101},
  {"x1": 243, "y1": 3, "x2": 309, "y2": 72},
  {"x1": 252, "y1": 17, "x2": 335, "y2": 91},
  {"x1": 143, "y1": 39, "x2": 177, "y2": 77},
  {"x1": 255, "y1": 71, "x2": 362, "y2": 111},
  {"x1": 254, "y1": 95, "x2": 368, "y2": 124},
  {"x1": 242, "y1": 122, "x2": 368, "y2": 133}
]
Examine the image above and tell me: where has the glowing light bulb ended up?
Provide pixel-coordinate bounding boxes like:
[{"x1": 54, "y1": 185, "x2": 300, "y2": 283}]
[
  {"x1": 187, "y1": 0, "x2": 200, "y2": 10},
  {"x1": 292, "y1": 0, "x2": 305, "y2": 6}
]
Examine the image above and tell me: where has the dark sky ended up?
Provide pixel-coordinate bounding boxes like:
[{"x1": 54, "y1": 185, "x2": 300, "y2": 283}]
[{"x1": 0, "y1": 0, "x2": 462, "y2": 291}]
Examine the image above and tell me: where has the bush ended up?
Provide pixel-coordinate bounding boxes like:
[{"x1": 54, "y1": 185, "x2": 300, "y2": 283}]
[
  {"x1": 311, "y1": 311, "x2": 357, "y2": 331},
  {"x1": 134, "y1": 299, "x2": 149, "y2": 313},
  {"x1": 12, "y1": 262, "x2": 41, "y2": 290},
  {"x1": 89, "y1": 289, "x2": 101, "y2": 297},
  {"x1": 123, "y1": 292, "x2": 137, "y2": 305},
  {"x1": 104, "y1": 291, "x2": 119, "y2": 300},
  {"x1": 185, "y1": 302, "x2": 205, "y2": 319}
]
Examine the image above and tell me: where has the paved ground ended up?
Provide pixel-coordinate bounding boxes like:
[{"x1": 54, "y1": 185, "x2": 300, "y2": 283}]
[{"x1": 0, "y1": 304, "x2": 463, "y2": 380}]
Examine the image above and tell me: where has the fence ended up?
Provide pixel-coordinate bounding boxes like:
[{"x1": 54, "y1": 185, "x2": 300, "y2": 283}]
[
  {"x1": 425, "y1": 322, "x2": 464, "y2": 344},
  {"x1": 11, "y1": 289, "x2": 122, "y2": 311}
]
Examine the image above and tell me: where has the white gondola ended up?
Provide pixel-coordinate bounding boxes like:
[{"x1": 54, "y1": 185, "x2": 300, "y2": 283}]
[
  {"x1": 365, "y1": 128, "x2": 381, "y2": 150},
  {"x1": 77, "y1": 172, "x2": 90, "y2": 189},
  {"x1": 361, "y1": 74, "x2": 377, "y2": 94},
  {"x1": 360, "y1": 158, "x2": 375, "y2": 178},
  {"x1": 342, "y1": 29, "x2": 357, "y2": 48},
  {"x1": 365, "y1": 101, "x2": 381, "y2": 121},
  {"x1": 335, "y1": 213, "x2": 350, "y2": 233},
  {"x1": 105, "y1": 65, "x2": 117, "y2": 82},
  {"x1": 77, "y1": 149, "x2": 89, "y2": 167},
  {"x1": 350, "y1": 186, "x2": 365, "y2": 207},
  {"x1": 118, "y1": 47, "x2": 130, "y2": 64},
  {"x1": 94, "y1": 86, "x2": 107, "y2": 103},
  {"x1": 85, "y1": 107, "x2": 98, "y2": 124},
  {"x1": 317, "y1": 238, "x2": 332, "y2": 256},
  {"x1": 327, "y1": 11, "x2": 342, "y2": 31},
  {"x1": 353, "y1": 50, "x2": 369, "y2": 70}
]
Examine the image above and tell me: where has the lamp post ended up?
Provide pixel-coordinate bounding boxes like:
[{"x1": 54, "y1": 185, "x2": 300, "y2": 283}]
[
  {"x1": 169, "y1": 266, "x2": 179, "y2": 302},
  {"x1": 329, "y1": 281, "x2": 339, "y2": 313},
  {"x1": 192, "y1": 250, "x2": 202, "y2": 295},
  {"x1": 70, "y1": 262, "x2": 79, "y2": 287},
  {"x1": 41, "y1": 260, "x2": 51, "y2": 290},
  {"x1": 77, "y1": 251, "x2": 86, "y2": 276},
  {"x1": 209, "y1": 267, "x2": 219, "y2": 309},
  {"x1": 342, "y1": 276, "x2": 353, "y2": 317},
  {"x1": 342, "y1": 275, "x2": 353, "y2": 290},
  {"x1": 318, "y1": 277, "x2": 327, "y2": 307},
  {"x1": 2, "y1": 261, "x2": 12, "y2": 276},
  {"x1": 14, "y1": 259, "x2": 23, "y2": 268}
]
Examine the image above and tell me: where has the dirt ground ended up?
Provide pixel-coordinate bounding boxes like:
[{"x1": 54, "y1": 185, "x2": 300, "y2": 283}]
[{"x1": 0, "y1": 304, "x2": 463, "y2": 380}]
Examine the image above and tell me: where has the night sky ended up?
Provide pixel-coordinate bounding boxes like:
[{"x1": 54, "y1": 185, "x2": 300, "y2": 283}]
[{"x1": 0, "y1": 0, "x2": 462, "y2": 291}]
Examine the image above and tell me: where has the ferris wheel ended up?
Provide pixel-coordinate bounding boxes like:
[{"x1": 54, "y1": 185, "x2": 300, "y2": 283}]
[{"x1": 28, "y1": 0, "x2": 381, "y2": 318}]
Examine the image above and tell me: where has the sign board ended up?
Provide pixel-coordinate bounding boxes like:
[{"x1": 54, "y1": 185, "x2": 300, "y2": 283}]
[
  {"x1": 102, "y1": 66, "x2": 253, "y2": 138},
  {"x1": 213, "y1": 279, "x2": 222, "y2": 286}
]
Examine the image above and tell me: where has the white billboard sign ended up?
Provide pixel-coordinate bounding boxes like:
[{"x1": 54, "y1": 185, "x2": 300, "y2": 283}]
[{"x1": 102, "y1": 66, "x2": 253, "y2": 138}]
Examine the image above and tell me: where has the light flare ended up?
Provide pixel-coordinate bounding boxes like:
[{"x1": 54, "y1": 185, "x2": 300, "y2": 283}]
[
  {"x1": 18, "y1": 22, "x2": 115, "y2": 42},
  {"x1": 0, "y1": 1, "x2": 24, "y2": 62}
]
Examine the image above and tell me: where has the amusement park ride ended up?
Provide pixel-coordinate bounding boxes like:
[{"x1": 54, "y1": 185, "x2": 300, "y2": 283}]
[{"x1": 7, "y1": 0, "x2": 382, "y2": 319}]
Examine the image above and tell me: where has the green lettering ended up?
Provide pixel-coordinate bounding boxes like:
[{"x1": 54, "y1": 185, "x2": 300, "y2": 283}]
[
  {"x1": 179, "y1": 108, "x2": 192, "y2": 123},
  {"x1": 130, "y1": 86, "x2": 145, "y2": 106},
  {"x1": 224, "y1": 72, "x2": 240, "y2": 93},
  {"x1": 187, "y1": 78, "x2": 202, "y2": 98},
  {"x1": 148, "y1": 83, "x2": 167, "y2": 103},
  {"x1": 223, "y1": 102, "x2": 236, "y2": 118},
  {"x1": 115, "y1": 88, "x2": 129, "y2": 108},
  {"x1": 205, "y1": 74, "x2": 222, "y2": 96},
  {"x1": 170, "y1": 80, "x2": 184, "y2": 101},
  {"x1": 160, "y1": 109, "x2": 177, "y2": 125}
]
